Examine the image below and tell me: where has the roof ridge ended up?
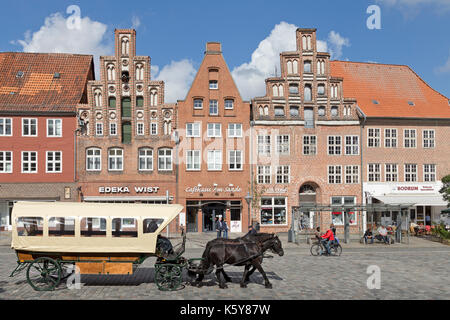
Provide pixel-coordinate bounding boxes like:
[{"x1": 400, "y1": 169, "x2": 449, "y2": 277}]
[
  {"x1": 405, "y1": 65, "x2": 449, "y2": 100},
  {"x1": 331, "y1": 60, "x2": 409, "y2": 68}
]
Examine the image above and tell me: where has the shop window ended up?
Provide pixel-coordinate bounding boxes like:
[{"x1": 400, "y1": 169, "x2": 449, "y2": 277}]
[
  {"x1": 143, "y1": 218, "x2": 164, "y2": 233},
  {"x1": 331, "y1": 196, "x2": 356, "y2": 226},
  {"x1": 80, "y1": 217, "x2": 106, "y2": 237},
  {"x1": 112, "y1": 218, "x2": 138, "y2": 237},
  {"x1": 16, "y1": 217, "x2": 43, "y2": 236},
  {"x1": 48, "y1": 217, "x2": 75, "y2": 237},
  {"x1": 260, "y1": 197, "x2": 287, "y2": 225}
]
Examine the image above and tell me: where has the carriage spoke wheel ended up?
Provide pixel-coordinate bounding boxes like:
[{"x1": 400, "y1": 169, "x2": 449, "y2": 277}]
[
  {"x1": 26, "y1": 257, "x2": 62, "y2": 291},
  {"x1": 155, "y1": 264, "x2": 182, "y2": 291}
]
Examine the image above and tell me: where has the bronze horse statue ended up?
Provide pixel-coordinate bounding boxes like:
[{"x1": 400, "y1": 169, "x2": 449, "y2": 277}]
[{"x1": 191, "y1": 233, "x2": 284, "y2": 289}]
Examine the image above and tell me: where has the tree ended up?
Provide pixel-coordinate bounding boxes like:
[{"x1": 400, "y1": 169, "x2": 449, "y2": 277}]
[
  {"x1": 248, "y1": 178, "x2": 266, "y2": 223},
  {"x1": 439, "y1": 174, "x2": 450, "y2": 207}
]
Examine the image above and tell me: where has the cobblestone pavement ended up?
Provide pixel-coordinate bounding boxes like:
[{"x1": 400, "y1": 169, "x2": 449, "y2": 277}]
[{"x1": 1, "y1": 233, "x2": 449, "y2": 300}]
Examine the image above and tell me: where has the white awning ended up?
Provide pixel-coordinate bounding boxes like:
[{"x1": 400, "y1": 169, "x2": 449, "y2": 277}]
[
  {"x1": 83, "y1": 196, "x2": 170, "y2": 202},
  {"x1": 373, "y1": 194, "x2": 447, "y2": 206}
]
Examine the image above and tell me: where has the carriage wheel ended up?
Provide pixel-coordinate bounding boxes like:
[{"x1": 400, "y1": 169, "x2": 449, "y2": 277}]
[
  {"x1": 310, "y1": 244, "x2": 321, "y2": 256},
  {"x1": 26, "y1": 257, "x2": 62, "y2": 291},
  {"x1": 155, "y1": 264, "x2": 182, "y2": 291}
]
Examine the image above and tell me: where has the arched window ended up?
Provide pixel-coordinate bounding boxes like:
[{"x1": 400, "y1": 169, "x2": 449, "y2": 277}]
[
  {"x1": 304, "y1": 61, "x2": 312, "y2": 73},
  {"x1": 136, "y1": 64, "x2": 144, "y2": 81},
  {"x1": 150, "y1": 89, "x2": 158, "y2": 106},
  {"x1": 278, "y1": 84, "x2": 284, "y2": 96},
  {"x1": 94, "y1": 89, "x2": 102, "y2": 107},
  {"x1": 286, "y1": 60, "x2": 293, "y2": 74},
  {"x1": 272, "y1": 85, "x2": 279, "y2": 97},
  {"x1": 302, "y1": 36, "x2": 307, "y2": 50},
  {"x1": 164, "y1": 121, "x2": 172, "y2": 135},
  {"x1": 264, "y1": 105, "x2": 269, "y2": 116},
  {"x1": 307, "y1": 36, "x2": 312, "y2": 50},
  {"x1": 292, "y1": 60, "x2": 298, "y2": 74},
  {"x1": 121, "y1": 37, "x2": 129, "y2": 55},
  {"x1": 107, "y1": 64, "x2": 116, "y2": 81},
  {"x1": 259, "y1": 106, "x2": 264, "y2": 116},
  {"x1": 304, "y1": 84, "x2": 312, "y2": 102}
]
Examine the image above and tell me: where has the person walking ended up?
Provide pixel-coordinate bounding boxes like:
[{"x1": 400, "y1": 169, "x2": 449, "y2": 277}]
[
  {"x1": 221, "y1": 217, "x2": 229, "y2": 239},
  {"x1": 215, "y1": 217, "x2": 222, "y2": 238}
]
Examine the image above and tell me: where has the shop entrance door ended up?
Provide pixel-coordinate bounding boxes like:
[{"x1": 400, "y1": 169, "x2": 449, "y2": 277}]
[
  {"x1": 186, "y1": 207, "x2": 198, "y2": 233},
  {"x1": 202, "y1": 202, "x2": 226, "y2": 232}
]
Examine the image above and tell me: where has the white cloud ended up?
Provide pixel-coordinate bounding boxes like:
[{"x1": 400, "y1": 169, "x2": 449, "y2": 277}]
[
  {"x1": 435, "y1": 51, "x2": 450, "y2": 74},
  {"x1": 14, "y1": 12, "x2": 112, "y2": 78},
  {"x1": 376, "y1": 0, "x2": 450, "y2": 14},
  {"x1": 132, "y1": 16, "x2": 141, "y2": 29},
  {"x1": 153, "y1": 59, "x2": 197, "y2": 103},
  {"x1": 231, "y1": 21, "x2": 350, "y2": 100}
]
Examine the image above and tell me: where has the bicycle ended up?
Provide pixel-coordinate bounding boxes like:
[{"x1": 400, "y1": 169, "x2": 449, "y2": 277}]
[{"x1": 310, "y1": 237, "x2": 342, "y2": 256}]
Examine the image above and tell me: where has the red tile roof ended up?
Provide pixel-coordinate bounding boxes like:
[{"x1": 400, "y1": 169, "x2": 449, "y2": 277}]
[
  {"x1": 330, "y1": 61, "x2": 450, "y2": 119},
  {"x1": 0, "y1": 52, "x2": 94, "y2": 113}
]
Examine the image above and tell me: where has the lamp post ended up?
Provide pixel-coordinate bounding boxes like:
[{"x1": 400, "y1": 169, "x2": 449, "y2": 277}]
[{"x1": 244, "y1": 192, "x2": 253, "y2": 232}]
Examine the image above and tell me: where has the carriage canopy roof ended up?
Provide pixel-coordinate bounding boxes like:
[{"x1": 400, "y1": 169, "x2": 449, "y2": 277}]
[{"x1": 11, "y1": 201, "x2": 183, "y2": 254}]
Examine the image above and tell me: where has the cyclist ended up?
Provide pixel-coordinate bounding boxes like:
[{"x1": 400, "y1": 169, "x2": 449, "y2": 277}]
[{"x1": 321, "y1": 224, "x2": 335, "y2": 255}]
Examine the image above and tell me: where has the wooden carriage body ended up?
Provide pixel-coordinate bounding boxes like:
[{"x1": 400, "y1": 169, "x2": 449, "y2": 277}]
[{"x1": 11, "y1": 201, "x2": 183, "y2": 276}]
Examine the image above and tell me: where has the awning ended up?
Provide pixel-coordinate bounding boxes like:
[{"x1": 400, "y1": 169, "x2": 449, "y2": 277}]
[
  {"x1": 373, "y1": 194, "x2": 447, "y2": 206},
  {"x1": 83, "y1": 196, "x2": 170, "y2": 202}
]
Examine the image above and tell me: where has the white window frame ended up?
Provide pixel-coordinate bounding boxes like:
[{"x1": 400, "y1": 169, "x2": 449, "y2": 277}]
[
  {"x1": 228, "y1": 150, "x2": 243, "y2": 171},
  {"x1": 224, "y1": 99, "x2": 234, "y2": 110},
  {"x1": 404, "y1": 164, "x2": 417, "y2": 182},
  {"x1": 404, "y1": 129, "x2": 417, "y2": 148},
  {"x1": 276, "y1": 135, "x2": 290, "y2": 155},
  {"x1": 46, "y1": 151, "x2": 62, "y2": 173},
  {"x1": 21, "y1": 151, "x2": 38, "y2": 173},
  {"x1": 345, "y1": 165, "x2": 359, "y2": 184},
  {"x1": 158, "y1": 148, "x2": 173, "y2": 171},
  {"x1": 327, "y1": 136, "x2": 342, "y2": 155},
  {"x1": 257, "y1": 166, "x2": 271, "y2": 184},
  {"x1": 0, "y1": 151, "x2": 13, "y2": 173},
  {"x1": 150, "y1": 122, "x2": 158, "y2": 136},
  {"x1": 385, "y1": 163, "x2": 398, "y2": 182},
  {"x1": 368, "y1": 163, "x2": 381, "y2": 182},
  {"x1": 138, "y1": 148, "x2": 153, "y2": 171},
  {"x1": 209, "y1": 80, "x2": 218, "y2": 90},
  {"x1": 186, "y1": 150, "x2": 201, "y2": 171},
  {"x1": 86, "y1": 148, "x2": 101, "y2": 171},
  {"x1": 0, "y1": 118, "x2": 12, "y2": 136},
  {"x1": 108, "y1": 148, "x2": 123, "y2": 171},
  {"x1": 193, "y1": 99, "x2": 203, "y2": 109},
  {"x1": 257, "y1": 135, "x2": 271, "y2": 155},
  {"x1": 328, "y1": 165, "x2": 342, "y2": 184},
  {"x1": 345, "y1": 135, "x2": 359, "y2": 155},
  {"x1": 209, "y1": 100, "x2": 219, "y2": 115},
  {"x1": 22, "y1": 118, "x2": 38, "y2": 137},
  {"x1": 276, "y1": 165, "x2": 290, "y2": 184},
  {"x1": 207, "y1": 150, "x2": 222, "y2": 171},
  {"x1": 228, "y1": 123, "x2": 242, "y2": 138},
  {"x1": 303, "y1": 135, "x2": 317, "y2": 155},
  {"x1": 109, "y1": 122, "x2": 117, "y2": 136},
  {"x1": 424, "y1": 164, "x2": 436, "y2": 182},
  {"x1": 96, "y1": 122, "x2": 103, "y2": 136},
  {"x1": 260, "y1": 197, "x2": 288, "y2": 226},
  {"x1": 367, "y1": 128, "x2": 380, "y2": 148},
  {"x1": 186, "y1": 123, "x2": 201, "y2": 138},
  {"x1": 423, "y1": 129, "x2": 435, "y2": 149},
  {"x1": 384, "y1": 128, "x2": 398, "y2": 148},
  {"x1": 47, "y1": 119, "x2": 62, "y2": 137},
  {"x1": 136, "y1": 122, "x2": 144, "y2": 136},
  {"x1": 207, "y1": 123, "x2": 222, "y2": 138}
]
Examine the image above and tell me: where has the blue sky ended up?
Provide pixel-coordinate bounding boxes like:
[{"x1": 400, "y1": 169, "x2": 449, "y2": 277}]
[{"x1": 2, "y1": 0, "x2": 449, "y2": 101}]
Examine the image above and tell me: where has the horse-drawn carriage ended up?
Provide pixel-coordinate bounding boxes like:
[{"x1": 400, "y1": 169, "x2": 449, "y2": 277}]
[
  {"x1": 9, "y1": 201, "x2": 193, "y2": 291},
  {"x1": 9, "y1": 201, "x2": 284, "y2": 291}
]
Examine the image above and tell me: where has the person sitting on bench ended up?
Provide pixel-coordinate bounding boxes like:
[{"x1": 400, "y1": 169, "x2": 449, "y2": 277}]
[
  {"x1": 376, "y1": 225, "x2": 390, "y2": 244},
  {"x1": 364, "y1": 228, "x2": 374, "y2": 244}
]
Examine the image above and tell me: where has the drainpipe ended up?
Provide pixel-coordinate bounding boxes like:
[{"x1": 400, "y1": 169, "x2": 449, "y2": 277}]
[
  {"x1": 357, "y1": 106, "x2": 367, "y2": 234},
  {"x1": 249, "y1": 119, "x2": 255, "y2": 231},
  {"x1": 74, "y1": 127, "x2": 81, "y2": 182}
]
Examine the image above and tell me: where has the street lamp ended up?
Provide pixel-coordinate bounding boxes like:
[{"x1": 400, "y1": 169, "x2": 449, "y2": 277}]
[{"x1": 244, "y1": 192, "x2": 253, "y2": 231}]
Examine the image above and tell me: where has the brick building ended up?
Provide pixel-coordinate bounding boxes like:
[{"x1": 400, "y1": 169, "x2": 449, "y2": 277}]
[
  {"x1": 0, "y1": 52, "x2": 94, "y2": 230},
  {"x1": 331, "y1": 61, "x2": 450, "y2": 229},
  {"x1": 251, "y1": 28, "x2": 362, "y2": 234},
  {"x1": 177, "y1": 42, "x2": 251, "y2": 233},
  {"x1": 76, "y1": 29, "x2": 177, "y2": 214}
]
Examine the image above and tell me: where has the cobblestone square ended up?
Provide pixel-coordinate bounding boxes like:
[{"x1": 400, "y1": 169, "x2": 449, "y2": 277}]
[{"x1": 1, "y1": 232, "x2": 449, "y2": 300}]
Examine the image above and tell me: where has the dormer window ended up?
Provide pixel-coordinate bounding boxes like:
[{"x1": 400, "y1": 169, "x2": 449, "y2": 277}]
[
  {"x1": 53, "y1": 72, "x2": 61, "y2": 79},
  {"x1": 16, "y1": 71, "x2": 24, "y2": 78},
  {"x1": 372, "y1": 100, "x2": 379, "y2": 105},
  {"x1": 408, "y1": 101, "x2": 415, "y2": 106}
]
